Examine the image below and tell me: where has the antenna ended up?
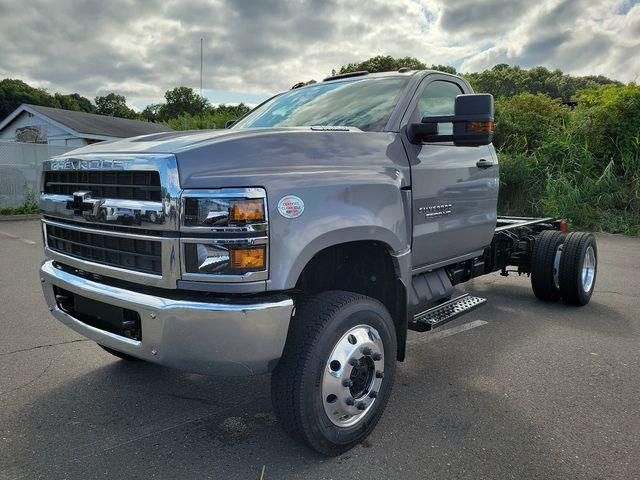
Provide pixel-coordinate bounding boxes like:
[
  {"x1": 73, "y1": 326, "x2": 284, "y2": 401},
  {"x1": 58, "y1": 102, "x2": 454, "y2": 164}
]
[{"x1": 200, "y1": 38, "x2": 203, "y2": 97}]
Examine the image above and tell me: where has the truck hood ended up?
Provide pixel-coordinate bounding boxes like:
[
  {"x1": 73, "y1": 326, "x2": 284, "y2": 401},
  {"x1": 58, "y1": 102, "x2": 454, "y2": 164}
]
[
  {"x1": 57, "y1": 127, "x2": 410, "y2": 191},
  {"x1": 64, "y1": 127, "x2": 316, "y2": 155}
]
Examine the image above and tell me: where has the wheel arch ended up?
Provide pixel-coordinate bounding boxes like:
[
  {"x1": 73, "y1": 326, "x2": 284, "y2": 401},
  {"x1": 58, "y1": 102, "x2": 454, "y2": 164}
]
[
  {"x1": 284, "y1": 226, "x2": 408, "y2": 289},
  {"x1": 292, "y1": 238, "x2": 410, "y2": 361}
]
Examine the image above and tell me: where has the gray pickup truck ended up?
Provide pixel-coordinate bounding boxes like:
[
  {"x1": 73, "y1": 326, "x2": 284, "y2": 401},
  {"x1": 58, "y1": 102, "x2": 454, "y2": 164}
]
[{"x1": 39, "y1": 69, "x2": 598, "y2": 455}]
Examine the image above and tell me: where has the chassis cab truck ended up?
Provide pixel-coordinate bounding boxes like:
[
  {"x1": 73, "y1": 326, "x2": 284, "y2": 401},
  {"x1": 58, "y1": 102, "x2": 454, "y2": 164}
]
[{"x1": 39, "y1": 70, "x2": 598, "y2": 455}]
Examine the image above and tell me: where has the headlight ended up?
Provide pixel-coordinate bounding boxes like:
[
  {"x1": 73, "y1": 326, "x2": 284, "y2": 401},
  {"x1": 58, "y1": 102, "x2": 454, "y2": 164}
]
[
  {"x1": 183, "y1": 197, "x2": 265, "y2": 227},
  {"x1": 184, "y1": 243, "x2": 266, "y2": 275},
  {"x1": 180, "y1": 188, "x2": 268, "y2": 281}
]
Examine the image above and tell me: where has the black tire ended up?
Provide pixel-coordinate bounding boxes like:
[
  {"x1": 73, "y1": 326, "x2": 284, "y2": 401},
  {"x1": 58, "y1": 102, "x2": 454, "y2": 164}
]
[
  {"x1": 531, "y1": 230, "x2": 566, "y2": 301},
  {"x1": 271, "y1": 291, "x2": 397, "y2": 456},
  {"x1": 559, "y1": 232, "x2": 598, "y2": 306},
  {"x1": 98, "y1": 344, "x2": 144, "y2": 362}
]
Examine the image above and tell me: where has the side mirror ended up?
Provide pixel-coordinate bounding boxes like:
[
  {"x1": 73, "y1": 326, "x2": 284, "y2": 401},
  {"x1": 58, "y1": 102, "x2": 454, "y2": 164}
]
[
  {"x1": 407, "y1": 93, "x2": 494, "y2": 146},
  {"x1": 225, "y1": 120, "x2": 236, "y2": 129}
]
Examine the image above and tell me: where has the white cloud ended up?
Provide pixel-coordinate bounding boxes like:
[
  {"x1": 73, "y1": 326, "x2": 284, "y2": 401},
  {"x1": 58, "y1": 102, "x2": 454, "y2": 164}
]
[
  {"x1": 0, "y1": 0, "x2": 637, "y2": 110},
  {"x1": 458, "y1": 0, "x2": 640, "y2": 81}
]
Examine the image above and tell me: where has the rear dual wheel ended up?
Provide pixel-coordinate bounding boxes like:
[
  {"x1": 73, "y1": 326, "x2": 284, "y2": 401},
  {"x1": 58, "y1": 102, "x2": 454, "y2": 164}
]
[
  {"x1": 559, "y1": 232, "x2": 597, "y2": 305},
  {"x1": 531, "y1": 231, "x2": 597, "y2": 305},
  {"x1": 271, "y1": 291, "x2": 396, "y2": 456},
  {"x1": 531, "y1": 230, "x2": 566, "y2": 301}
]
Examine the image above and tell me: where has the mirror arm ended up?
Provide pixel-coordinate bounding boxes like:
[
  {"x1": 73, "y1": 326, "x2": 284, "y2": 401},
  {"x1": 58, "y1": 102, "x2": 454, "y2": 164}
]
[{"x1": 407, "y1": 122, "x2": 438, "y2": 144}]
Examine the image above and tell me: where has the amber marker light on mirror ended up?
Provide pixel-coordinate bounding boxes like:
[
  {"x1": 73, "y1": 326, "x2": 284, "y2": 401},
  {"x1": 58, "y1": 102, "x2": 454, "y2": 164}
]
[{"x1": 467, "y1": 121, "x2": 494, "y2": 132}]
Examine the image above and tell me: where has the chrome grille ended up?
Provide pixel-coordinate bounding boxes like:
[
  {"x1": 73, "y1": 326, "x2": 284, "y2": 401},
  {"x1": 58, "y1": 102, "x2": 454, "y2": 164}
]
[
  {"x1": 40, "y1": 154, "x2": 181, "y2": 288},
  {"x1": 43, "y1": 170, "x2": 161, "y2": 201},
  {"x1": 46, "y1": 223, "x2": 162, "y2": 274}
]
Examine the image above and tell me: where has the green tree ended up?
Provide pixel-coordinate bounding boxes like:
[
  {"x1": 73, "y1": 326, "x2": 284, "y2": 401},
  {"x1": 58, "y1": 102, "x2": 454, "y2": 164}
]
[
  {"x1": 94, "y1": 93, "x2": 139, "y2": 119},
  {"x1": 335, "y1": 55, "x2": 427, "y2": 75},
  {"x1": 0, "y1": 79, "x2": 57, "y2": 121},
  {"x1": 333, "y1": 56, "x2": 457, "y2": 76},
  {"x1": 0, "y1": 79, "x2": 96, "y2": 122},
  {"x1": 463, "y1": 65, "x2": 620, "y2": 102},
  {"x1": 494, "y1": 92, "x2": 569, "y2": 152},
  {"x1": 164, "y1": 103, "x2": 251, "y2": 131},
  {"x1": 141, "y1": 103, "x2": 163, "y2": 122},
  {"x1": 54, "y1": 93, "x2": 94, "y2": 113},
  {"x1": 159, "y1": 86, "x2": 209, "y2": 120},
  {"x1": 429, "y1": 64, "x2": 457, "y2": 75},
  {"x1": 572, "y1": 83, "x2": 640, "y2": 161}
]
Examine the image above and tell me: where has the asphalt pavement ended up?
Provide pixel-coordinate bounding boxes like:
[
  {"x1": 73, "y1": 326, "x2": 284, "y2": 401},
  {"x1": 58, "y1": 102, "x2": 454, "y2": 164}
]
[{"x1": 1, "y1": 219, "x2": 638, "y2": 480}]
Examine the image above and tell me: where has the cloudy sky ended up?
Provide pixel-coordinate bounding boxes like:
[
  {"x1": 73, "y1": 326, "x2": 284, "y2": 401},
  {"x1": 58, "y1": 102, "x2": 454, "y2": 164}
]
[{"x1": 0, "y1": 0, "x2": 638, "y2": 110}]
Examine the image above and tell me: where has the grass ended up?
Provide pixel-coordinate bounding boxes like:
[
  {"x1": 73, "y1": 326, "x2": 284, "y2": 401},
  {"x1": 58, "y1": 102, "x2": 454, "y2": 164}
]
[{"x1": 0, "y1": 188, "x2": 40, "y2": 216}]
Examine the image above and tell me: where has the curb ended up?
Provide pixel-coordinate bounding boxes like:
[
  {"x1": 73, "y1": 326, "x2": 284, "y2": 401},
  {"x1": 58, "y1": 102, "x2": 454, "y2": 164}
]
[{"x1": 0, "y1": 214, "x2": 42, "y2": 222}]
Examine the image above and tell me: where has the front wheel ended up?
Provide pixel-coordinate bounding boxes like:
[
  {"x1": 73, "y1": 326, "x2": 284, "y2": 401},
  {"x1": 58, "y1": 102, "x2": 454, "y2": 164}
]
[{"x1": 271, "y1": 291, "x2": 397, "y2": 456}]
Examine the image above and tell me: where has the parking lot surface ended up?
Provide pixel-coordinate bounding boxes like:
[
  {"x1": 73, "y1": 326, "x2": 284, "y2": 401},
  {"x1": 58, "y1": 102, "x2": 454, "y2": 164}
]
[{"x1": 1, "y1": 219, "x2": 638, "y2": 480}]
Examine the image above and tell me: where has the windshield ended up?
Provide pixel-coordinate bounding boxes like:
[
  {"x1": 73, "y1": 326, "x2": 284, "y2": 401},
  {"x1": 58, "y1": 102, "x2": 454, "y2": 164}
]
[{"x1": 233, "y1": 77, "x2": 408, "y2": 131}]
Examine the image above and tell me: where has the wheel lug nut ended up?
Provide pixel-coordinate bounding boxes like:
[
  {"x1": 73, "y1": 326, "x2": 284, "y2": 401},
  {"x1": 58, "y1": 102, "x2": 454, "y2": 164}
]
[
  {"x1": 369, "y1": 391, "x2": 378, "y2": 398},
  {"x1": 372, "y1": 353, "x2": 382, "y2": 361},
  {"x1": 348, "y1": 358, "x2": 358, "y2": 366},
  {"x1": 345, "y1": 397, "x2": 355, "y2": 406},
  {"x1": 376, "y1": 371, "x2": 384, "y2": 378},
  {"x1": 356, "y1": 402, "x2": 366, "y2": 410},
  {"x1": 361, "y1": 346, "x2": 372, "y2": 356},
  {"x1": 342, "y1": 379, "x2": 353, "y2": 387}
]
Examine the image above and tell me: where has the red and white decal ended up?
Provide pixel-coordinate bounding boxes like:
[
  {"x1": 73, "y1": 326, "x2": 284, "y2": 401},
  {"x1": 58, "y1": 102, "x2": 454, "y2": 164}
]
[{"x1": 277, "y1": 195, "x2": 304, "y2": 219}]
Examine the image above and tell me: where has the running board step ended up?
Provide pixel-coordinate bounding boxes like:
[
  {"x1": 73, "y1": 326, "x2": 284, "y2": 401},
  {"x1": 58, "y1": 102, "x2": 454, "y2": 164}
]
[{"x1": 409, "y1": 294, "x2": 487, "y2": 332}]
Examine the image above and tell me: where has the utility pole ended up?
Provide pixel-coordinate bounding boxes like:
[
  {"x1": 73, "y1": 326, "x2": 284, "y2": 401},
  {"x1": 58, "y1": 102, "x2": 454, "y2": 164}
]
[{"x1": 200, "y1": 38, "x2": 203, "y2": 97}]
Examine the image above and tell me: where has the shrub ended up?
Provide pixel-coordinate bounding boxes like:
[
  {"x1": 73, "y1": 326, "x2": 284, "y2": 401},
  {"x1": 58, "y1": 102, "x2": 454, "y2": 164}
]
[
  {"x1": 572, "y1": 84, "x2": 640, "y2": 162},
  {"x1": 497, "y1": 84, "x2": 640, "y2": 235},
  {"x1": 0, "y1": 184, "x2": 40, "y2": 216},
  {"x1": 494, "y1": 93, "x2": 569, "y2": 153}
]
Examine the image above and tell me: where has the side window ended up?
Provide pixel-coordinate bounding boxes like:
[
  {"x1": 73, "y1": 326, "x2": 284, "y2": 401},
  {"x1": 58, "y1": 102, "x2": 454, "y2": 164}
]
[{"x1": 415, "y1": 80, "x2": 463, "y2": 135}]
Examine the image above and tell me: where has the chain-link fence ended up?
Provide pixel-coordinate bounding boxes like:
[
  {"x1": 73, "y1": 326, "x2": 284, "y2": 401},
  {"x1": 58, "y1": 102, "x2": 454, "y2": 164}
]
[{"x1": 0, "y1": 142, "x2": 71, "y2": 207}]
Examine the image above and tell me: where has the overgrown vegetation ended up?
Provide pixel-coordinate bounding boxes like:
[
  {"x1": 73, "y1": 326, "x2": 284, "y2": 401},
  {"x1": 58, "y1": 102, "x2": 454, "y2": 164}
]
[
  {"x1": 0, "y1": 187, "x2": 39, "y2": 216},
  {"x1": 496, "y1": 85, "x2": 640, "y2": 235}
]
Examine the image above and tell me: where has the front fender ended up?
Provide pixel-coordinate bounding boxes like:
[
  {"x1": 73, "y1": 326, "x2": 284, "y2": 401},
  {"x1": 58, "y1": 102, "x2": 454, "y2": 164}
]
[{"x1": 268, "y1": 182, "x2": 410, "y2": 290}]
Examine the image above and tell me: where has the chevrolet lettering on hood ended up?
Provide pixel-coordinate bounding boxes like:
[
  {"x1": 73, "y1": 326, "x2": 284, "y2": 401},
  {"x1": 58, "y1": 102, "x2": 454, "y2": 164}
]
[{"x1": 46, "y1": 158, "x2": 133, "y2": 170}]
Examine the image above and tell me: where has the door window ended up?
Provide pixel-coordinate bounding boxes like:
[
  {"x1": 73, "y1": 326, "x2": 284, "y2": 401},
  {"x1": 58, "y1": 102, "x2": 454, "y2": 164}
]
[{"x1": 414, "y1": 80, "x2": 463, "y2": 135}]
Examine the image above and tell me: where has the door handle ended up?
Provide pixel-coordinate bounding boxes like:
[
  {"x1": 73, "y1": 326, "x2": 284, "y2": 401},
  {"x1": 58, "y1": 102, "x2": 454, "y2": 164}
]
[{"x1": 476, "y1": 158, "x2": 494, "y2": 169}]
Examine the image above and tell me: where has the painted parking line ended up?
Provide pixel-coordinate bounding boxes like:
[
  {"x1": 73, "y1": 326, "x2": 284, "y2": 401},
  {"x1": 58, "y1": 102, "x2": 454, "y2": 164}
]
[
  {"x1": 0, "y1": 230, "x2": 37, "y2": 245},
  {"x1": 406, "y1": 319, "x2": 488, "y2": 348}
]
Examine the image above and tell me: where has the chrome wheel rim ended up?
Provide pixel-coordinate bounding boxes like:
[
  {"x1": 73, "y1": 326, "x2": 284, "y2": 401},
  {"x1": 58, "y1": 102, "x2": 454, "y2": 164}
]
[
  {"x1": 582, "y1": 246, "x2": 596, "y2": 293},
  {"x1": 553, "y1": 244, "x2": 563, "y2": 290},
  {"x1": 322, "y1": 324, "x2": 384, "y2": 427}
]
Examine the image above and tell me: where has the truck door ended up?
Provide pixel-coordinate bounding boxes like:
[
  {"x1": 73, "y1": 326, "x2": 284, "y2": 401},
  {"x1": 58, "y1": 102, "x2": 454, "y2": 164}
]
[{"x1": 401, "y1": 74, "x2": 499, "y2": 269}]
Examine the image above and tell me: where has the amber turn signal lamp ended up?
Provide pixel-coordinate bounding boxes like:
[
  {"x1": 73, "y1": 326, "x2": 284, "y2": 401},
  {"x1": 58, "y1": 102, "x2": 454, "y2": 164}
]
[
  {"x1": 467, "y1": 121, "x2": 494, "y2": 133},
  {"x1": 229, "y1": 199, "x2": 265, "y2": 223},
  {"x1": 230, "y1": 247, "x2": 266, "y2": 271}
]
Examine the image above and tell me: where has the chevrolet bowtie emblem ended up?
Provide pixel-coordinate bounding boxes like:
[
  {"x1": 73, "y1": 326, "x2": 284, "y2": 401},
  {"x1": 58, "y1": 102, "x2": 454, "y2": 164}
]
[{"x1": 67, "y1": 191, "x2": 102, "y2": 217}]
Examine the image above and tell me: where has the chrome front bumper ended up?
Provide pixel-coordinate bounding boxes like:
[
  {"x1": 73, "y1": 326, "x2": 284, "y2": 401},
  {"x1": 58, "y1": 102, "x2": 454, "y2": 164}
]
[{"x1": 40, "y1": 260, "x2": 294, "y2": 376}]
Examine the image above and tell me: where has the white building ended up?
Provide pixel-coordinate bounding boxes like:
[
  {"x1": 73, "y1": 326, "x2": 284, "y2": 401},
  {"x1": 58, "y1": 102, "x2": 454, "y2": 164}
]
[{"x1": 0, "y1": 104, "x2": 172, "y2": 148}]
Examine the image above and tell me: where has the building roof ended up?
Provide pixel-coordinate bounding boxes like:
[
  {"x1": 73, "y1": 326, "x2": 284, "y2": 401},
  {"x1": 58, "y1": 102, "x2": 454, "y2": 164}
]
[{"x1": 0, "y1": 104, "x2": 172, "y2": 140}]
